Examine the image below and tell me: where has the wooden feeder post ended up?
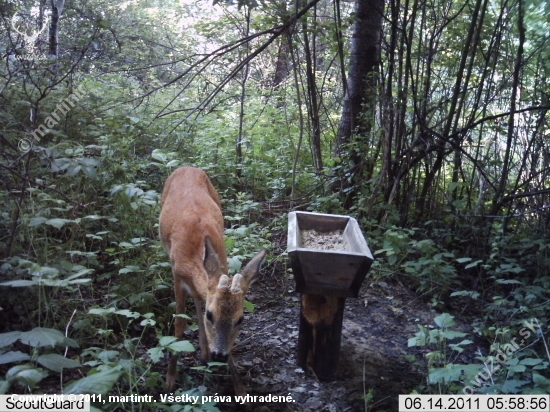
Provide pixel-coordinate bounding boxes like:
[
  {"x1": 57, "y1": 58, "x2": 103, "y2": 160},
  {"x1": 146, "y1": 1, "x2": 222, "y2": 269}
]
[{"x1": 287, "y1": 212, "x2": 374, "y2": 379}]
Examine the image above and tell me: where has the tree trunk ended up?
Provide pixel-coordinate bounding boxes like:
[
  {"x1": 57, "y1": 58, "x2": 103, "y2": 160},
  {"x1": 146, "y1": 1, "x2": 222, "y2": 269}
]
[
  {"x1": 49, "y1": 0, "x2": 64, "y2": 57},
  {"x1": 333, "y1": 0, "x2": 384, "y2": 208},
  {"x1": 490, "y1": 0, "x2": 525, "y2": 216}
]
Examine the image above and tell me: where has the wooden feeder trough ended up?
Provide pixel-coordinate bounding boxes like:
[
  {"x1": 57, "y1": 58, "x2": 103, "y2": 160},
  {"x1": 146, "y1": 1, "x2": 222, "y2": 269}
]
[{"x1": 287, "y1": 211, "x2": 374, "y2": 379}]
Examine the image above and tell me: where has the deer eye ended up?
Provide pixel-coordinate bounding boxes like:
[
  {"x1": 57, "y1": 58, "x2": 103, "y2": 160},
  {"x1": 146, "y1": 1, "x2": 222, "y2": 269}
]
[
  {"x1": 206, "y1": 311, "x2": 214, "y2": 323},
  {"x1": 236, "y1": 316, "x2": 244, "y2": 326}
]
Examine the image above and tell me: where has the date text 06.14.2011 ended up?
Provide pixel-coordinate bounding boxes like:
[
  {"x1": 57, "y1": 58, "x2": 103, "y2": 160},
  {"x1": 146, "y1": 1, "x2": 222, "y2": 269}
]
[{"x1": 399, "y1": 395, "x2": 549, "y2": 411}]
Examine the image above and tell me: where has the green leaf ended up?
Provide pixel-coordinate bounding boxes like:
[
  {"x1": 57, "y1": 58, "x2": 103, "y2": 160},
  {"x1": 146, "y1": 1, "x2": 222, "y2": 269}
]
[
  {"x1": 98, "y1": 351, "x2": 120, "y2": 363},
  {"x1": 147, "y1": 347, "x2": 163, "y2": 363},
  {"x1": 159, "y1": 336, "x2": 178, "y2": 347},
  {"x1": 434, "y1": 313, "x2": 456, "y2": 328},
  {"x1": 37, "y1": 354, "x2": 81, "y2": 372},
  {"x1": 450, "y1": 290, "x2": 480, "y2": 299},
  {"x1": 0, "y1": 379, "x2": 12, "y2": 394},
  {"x1": 45, "y1": 218, "x2": 72, "y2": 229},
  {"x1": 0, "y1": 280, "x2": 36, "y2": 287},
  {"x1": 114, "y1": 309, "x2": 140, "y2": 319},
  {"x1": 509, "y1": 364, "x2": 526, "y2": 373},
  {"x1": 141, "y1": 319, "x2": 156, "y2": 327},
  {"x1": 0, "y1": 331, "x2": 22, "y2": 347},
  {"x1": 167, "y1": 340, "x2": 195, "y2": 353},
  {"x1": 496, "y1": 279, "x2": 524, "y2": 285},
  {"x1": 428, "y1": 364, "x2": 463, "y2": 384},
  {"x1": 499, "y1": 379, "x2": 529, "y2": 394},
  {"x1": 520, "y1": 358, "x2": 543, "y2": 366},
  {"x1": 440, "y1": 331, "x2": 468, "y2": 340},
  {"x1": 19, "y1": 328, "x2": 76, "y2": 348},
  {"x1": 244, "y1": 300, "x2": 255, "y2": 313},
  {"x1": 456, "y1": 257, "x2": 472, "y2": 263},
  {"x1": 29, "y1": 217, "x2": 48, "y2": 227},
  {"x1": 532, "y1": 373, "x2": 550, "y2": 391},
  {"x1": 0, "y1": 351, "x2": 30, "y2": 365},
  {"x1": 228, "y1": 256, "x2": 242, "y2": 274},
  {"x1": 66, "y1": 269, "x2": 94, "y2": 280},
  {"x1": 64, "y1": 367, "x2": 123, "y2": 395},
  {"x1": 89, "y1": 308, "x2": 116, "y2": 316},
  {"x1": 465, "y1": 260, "x2": 483, "y2": 269},
  {"x1": 6, "y1": 364, "x2": 46, "y2": 387}
]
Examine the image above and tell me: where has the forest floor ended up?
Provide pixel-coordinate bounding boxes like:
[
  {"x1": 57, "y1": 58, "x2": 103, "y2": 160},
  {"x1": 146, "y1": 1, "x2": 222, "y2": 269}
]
[{"x1": 173, "y1": 236, "x2": 472, "y2": 412}]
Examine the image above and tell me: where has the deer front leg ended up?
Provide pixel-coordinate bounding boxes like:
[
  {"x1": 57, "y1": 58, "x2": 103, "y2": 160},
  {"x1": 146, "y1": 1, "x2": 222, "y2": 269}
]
[
  {"x1": 167, "y1": 277, "x2": 188, "y2": 391},
  {"x1": 229, "y1": 356, "x2": 246, "y2": 397},
  {"x1": 193, "y1": 296, "x2": 210, "y2": 361}
]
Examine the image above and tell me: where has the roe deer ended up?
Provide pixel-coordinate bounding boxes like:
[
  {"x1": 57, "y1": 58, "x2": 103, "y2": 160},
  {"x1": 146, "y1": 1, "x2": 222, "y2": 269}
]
[{"x1": 159, "y1": 167, "x2": 266, "y2": 392}]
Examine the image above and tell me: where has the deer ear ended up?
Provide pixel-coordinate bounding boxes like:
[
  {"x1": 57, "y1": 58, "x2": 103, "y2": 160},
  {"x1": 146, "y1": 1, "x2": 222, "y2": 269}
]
[
  {"x1": 240, "y1": 250, "x2": 267, "y2": 287},
  {"x1": 204, "y1": 236, "x2": 223, "y2": 277}
]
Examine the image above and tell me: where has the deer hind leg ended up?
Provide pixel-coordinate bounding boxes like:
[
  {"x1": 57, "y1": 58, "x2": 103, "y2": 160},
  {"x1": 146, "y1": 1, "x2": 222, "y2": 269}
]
[
  {"x1": 193, "y1": 295, "x2": 210, "y2": 362},
  {"x1": 167, "y1": 276, "x2": 188, "y2": 391}
]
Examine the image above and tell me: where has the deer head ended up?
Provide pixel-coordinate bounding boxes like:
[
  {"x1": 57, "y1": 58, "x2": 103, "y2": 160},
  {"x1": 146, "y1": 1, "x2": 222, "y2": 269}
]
[{"x1": 202, "y1": 237, "x2": 266, "y2": 362}]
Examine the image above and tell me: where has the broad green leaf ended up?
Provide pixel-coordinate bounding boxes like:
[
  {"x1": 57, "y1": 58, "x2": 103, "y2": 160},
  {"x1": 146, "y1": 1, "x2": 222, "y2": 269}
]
[
  {"x1": 6, "y1": 364, "x2": 46, "y2": 387},
  {"x1": 496, "y1": 279, "x2": 524, "y2": 285},
  {"x1": 119, "y1": 266, "x2": 141, "y2": 274},
  {"x1": 37, "y1": 354, "x2": 81, "y2": 372},
  {"x1": 0, "y1": 351, "x2": 30, "y2": 364},
  {"x1": 64, "y1": 367, "x2": 123, "y2": 395},
  {"x1": 450, "y1": 291, "x2": 480, "y2": 299},
  {"x1": 499, "y1": 379, "x2": 529, "y2": 394},
  {"x1": 0, "y1": 280, "x2": 36, "y2": 287},
  {"x1": 0, "y1": 379, "x2": 11, "y2": 394},
  {"x1": 19, "y1": 328, "x2": 72, "y2": 348},
  {"x1": 509, "y1": 364, "x2": 526, "y2": 373},
  {"x1": 0, "y1": 331, "x2": 22, "y2": 347},
  {"x1": 167, "y1": 340, "x2": 195, "y2": 353},
  {"x1": 34, "y1": 266, "x2": 59, "y2": 277},
  {"x1": 228, "y1": 256, "x2": 242, "y2": 274},
  {"x1": 456, "y1": 258, "x2": 472, "y2": 263},
  {"x1": 151, "y1": 149, "x2": 168, "y2": 162},
  {"x1": 89, "y1": 308, "x2": 116, "y2": 316},
  {"x1": 147, "y1": 347, "x2": 163, "y2": 363},
  {"x1": 434, "y1": 313, "x2": 456, "y2": 328},
  {"x1": 29, "y1": 217, "x2": 48, "y2": 227},
  {"x1": 159, "y1": 336, "x2": 179, "y2": 347},
  {"x1": 244, "y1": 300, "x2": 255, "y2": 313},
  {"x1": 465, "y1": 260, "x2": 483, "y2": 269},
  {"x1": 66, "y1": 269, "x2": 94, "y2": 280},
  {"x1": 82, "y1": 166, "x2": 98, "y2": 180},
  {"x1": 98, "y1": 351, "x2": 119, "y2": 363},
  {"x1": 141, "y1": 319, "x2": 156, "y2": 327},
  {"x1": 440, "y1": 331, "x2": 468, "y2": 340},
  {"x1": 428, "y1": 364, "x2": 463, "y2": 384},
  {"x1": 520, "y1": 358, "x2": 543, "y2": 366},
  {"x1": 114, "y1": 309, "x2": 140, "y2": 319},
  {"x1": 45, "y1": 218, "x2": 72, "y2": 229},
  {"x1": 532, "y1": 373, "x2": 550, "y2": 390}
]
